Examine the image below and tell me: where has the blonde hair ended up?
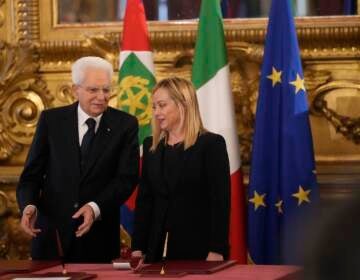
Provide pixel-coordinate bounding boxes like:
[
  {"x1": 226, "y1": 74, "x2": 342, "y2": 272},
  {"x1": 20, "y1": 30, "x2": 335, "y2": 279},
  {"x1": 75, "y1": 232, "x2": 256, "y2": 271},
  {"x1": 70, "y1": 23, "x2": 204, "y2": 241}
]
[{"x1": 150, "y1": 77, "x2": 206, "y2": 151}]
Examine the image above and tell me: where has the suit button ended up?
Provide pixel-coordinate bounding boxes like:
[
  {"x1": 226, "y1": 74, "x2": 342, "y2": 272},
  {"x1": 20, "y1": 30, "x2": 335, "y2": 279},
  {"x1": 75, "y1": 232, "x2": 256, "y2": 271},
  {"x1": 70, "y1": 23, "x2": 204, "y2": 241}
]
[{"x1": 74, "y1": 202, "x2": 79, "y2": 208}]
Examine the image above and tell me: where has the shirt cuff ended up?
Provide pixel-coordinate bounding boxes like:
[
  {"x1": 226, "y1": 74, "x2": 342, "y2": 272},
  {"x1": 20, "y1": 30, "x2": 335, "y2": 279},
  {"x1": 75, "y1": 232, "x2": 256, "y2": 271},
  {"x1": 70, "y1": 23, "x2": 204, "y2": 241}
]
[{"x1": 87, "y1": 202, "x2": 101, "y2": 220}]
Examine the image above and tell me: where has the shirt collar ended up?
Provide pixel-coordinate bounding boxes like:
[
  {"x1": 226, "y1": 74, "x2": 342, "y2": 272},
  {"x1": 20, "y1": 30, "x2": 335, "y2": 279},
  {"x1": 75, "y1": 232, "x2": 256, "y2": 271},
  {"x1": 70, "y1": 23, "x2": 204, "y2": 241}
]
[{"x1": 77, "y1": 104, "x2": 102, "y2": 127}]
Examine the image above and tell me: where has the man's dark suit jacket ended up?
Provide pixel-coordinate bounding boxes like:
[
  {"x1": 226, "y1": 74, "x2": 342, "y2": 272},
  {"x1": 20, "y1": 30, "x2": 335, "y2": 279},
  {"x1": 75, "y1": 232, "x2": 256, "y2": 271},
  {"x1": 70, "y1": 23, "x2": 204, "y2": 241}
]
[
  {"x1": 132, "y1": 132, "x2": 230, "y2": 262},
  {"x1": 17, "y1": 102, "x2": 139, "y2": 263}
]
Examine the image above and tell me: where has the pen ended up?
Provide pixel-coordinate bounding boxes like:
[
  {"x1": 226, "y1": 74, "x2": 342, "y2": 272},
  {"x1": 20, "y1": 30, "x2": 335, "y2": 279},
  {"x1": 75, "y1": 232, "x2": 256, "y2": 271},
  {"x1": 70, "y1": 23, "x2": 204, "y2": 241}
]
[
  {"x1": 55, "y1": 229, "x2": 67, "y2": 275},
  {"x1": 160, "y1": 232, "x2": 169, "y2": 275}
]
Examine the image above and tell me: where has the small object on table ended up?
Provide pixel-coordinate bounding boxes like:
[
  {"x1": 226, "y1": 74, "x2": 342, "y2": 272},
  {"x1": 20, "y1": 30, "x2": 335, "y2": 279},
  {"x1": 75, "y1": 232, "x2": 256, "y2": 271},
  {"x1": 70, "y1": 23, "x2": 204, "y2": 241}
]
[
  {"x1": 112, "y1": 259, "x2": 132, "y2": 270},
  {"x1": 55, "y1": 229, "x2": 67, "y2": 275},
  {"x1": 160, "y1": 232, "x2": 169, "y2": 275}
]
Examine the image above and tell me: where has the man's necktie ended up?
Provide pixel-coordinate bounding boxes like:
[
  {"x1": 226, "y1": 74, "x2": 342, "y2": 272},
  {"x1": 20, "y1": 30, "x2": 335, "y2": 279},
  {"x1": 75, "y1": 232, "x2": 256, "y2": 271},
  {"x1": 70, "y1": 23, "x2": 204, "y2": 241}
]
[{"x1": 80, "y1": 118, "x2": 96, "y2": 171}]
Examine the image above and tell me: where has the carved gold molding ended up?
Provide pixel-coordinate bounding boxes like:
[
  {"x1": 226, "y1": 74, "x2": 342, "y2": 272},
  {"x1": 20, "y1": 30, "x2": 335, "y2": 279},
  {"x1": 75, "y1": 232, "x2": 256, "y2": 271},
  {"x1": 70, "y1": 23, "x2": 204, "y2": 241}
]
[
  {"x1": 37, "y1": 17, "x2": 360, "y2": 61},
  {"x1": 312, "y1": 81, "x2": 360, "y2": 144},
  {"x1": 0, "y1": 41, "x2": 53, "y2": 162},
  {"x1": 0, "y1": 0, "x2": 5, "y2": 29},
  {"x1": 16, "y1": 0, "x2": 40, "y2": 45},
  {"x1": 31, "y1": 0, "x2": 360, "y2": 63},
  {"x1": 0, "y1": 183, "x2": 31, "y2": 259}
]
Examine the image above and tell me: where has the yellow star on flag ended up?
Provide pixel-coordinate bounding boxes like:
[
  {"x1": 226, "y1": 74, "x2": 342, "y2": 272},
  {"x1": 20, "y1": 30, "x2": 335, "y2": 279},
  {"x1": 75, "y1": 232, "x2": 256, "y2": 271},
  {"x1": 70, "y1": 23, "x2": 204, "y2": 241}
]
[
  {"x1": 292, "y1": 186, "x2": 311, "y2": 206},
  {"x1": 275, "y1": 200, "x2": 283, "y2": 214},
  {"x1": 120, "y1": 87, "x2": 148, "y2": 115},
  {"x1": 249, "y1": 191, "x2": 266, "y2": 211},
  {"x1": 289, "y1": 73, "x2": 306, "y2": 94},
  {"x1": 267, "y1": 67, "x2": 282, "y2": 87}
]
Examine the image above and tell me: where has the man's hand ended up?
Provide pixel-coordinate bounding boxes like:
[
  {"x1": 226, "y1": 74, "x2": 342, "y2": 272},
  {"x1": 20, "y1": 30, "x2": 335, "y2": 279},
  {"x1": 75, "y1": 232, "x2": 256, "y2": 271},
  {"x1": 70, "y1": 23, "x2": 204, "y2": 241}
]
[
  {"x1": 20, "y1": 205, "x2": 41, "y2": 237},
  {"x1": 72, "y1": 204, "x2": 95, "y2": 237},
  {"x1": 206, "y1": 251, "x2": 224, "y2": 261},
  {"x1": 130, "y1": 250, "x2": 144, "y2": 271}
]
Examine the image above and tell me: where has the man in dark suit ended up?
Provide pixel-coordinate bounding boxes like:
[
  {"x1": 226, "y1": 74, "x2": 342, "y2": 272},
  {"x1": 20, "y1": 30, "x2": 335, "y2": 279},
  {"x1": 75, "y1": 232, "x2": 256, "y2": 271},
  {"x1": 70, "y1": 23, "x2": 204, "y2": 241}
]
[{"x1": 17, "y1": 56, "x2": 139, "y2": 263}]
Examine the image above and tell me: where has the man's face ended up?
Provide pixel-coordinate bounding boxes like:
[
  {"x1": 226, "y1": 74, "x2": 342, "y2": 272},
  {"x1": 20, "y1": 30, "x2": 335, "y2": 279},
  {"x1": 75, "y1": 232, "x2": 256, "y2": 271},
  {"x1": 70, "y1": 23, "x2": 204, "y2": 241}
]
[{"x1": 73, "y1": 68, "x2": 111, "y2": 117}]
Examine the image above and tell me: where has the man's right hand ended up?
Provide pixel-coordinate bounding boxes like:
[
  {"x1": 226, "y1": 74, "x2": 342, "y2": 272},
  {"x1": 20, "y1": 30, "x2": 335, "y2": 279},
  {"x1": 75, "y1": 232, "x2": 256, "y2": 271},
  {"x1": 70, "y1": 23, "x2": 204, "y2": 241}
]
[{"x1": 20, "y1": 205, "x2": 41, "y2": 237}]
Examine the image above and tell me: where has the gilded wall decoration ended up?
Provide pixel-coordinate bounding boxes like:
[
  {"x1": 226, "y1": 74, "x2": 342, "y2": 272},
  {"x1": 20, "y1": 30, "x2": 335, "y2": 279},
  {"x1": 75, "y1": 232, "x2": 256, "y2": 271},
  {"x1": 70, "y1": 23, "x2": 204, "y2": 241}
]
[
  {"x1": 0, "y1": 0, "x2": 5, "y2": 29},
  {"x1": 15, "y1": 0, "x2": 40, "y2": 45},
  {"x1": 303, "y1": 61, "x2": 360, "y2": 162},
  {"x1": 312, "y1": 81, "x2": 360, "y2": 144},
  {"x1": 230, "y1": 59, "x2": 259, "y2": 163},
  {"x1": 0, "y1": 188, "x2": 30, "y2": 259},
  {"x1": 0, "y1": 41, "x2": 53, "y2": 163},
  {"x1": 55, "y1": 83, "x2": 75, "y2": 105}
]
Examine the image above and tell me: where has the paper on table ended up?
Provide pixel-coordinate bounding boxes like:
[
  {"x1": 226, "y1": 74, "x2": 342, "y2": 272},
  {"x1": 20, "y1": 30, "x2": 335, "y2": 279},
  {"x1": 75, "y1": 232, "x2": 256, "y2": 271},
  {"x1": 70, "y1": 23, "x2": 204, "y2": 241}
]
[
  {"x1": 112, "y1": 262, "x2": 131, "y2": 270},
  {"x1": 13, "y1": 278, "x2": 70, "y2": 280}
]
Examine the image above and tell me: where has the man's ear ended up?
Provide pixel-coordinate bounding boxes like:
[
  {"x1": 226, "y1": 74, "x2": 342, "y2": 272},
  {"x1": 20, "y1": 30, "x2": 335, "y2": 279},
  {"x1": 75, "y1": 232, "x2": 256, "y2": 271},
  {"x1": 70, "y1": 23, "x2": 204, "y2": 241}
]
[{"x1": 72, "y1": 85, "x2": 79, "y2": 100}]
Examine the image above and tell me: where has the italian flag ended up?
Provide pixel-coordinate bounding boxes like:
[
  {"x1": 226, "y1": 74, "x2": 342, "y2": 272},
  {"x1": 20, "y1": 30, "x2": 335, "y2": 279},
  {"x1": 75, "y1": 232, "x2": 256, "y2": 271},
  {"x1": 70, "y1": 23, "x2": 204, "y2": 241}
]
[
  {"x1": 192, "y1": 0, "x2": 246, "y2": 263},
  {"x1": 118, "y1": 0, "x2": 155, "y2": 247}
]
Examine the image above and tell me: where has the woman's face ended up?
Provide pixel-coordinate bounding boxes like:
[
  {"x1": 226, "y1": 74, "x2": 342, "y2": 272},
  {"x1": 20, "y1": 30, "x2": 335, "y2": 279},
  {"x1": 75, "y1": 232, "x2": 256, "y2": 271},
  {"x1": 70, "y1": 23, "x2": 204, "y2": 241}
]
[{"x1": 152, "y1": 88, "x2": 183, "y2": 134}]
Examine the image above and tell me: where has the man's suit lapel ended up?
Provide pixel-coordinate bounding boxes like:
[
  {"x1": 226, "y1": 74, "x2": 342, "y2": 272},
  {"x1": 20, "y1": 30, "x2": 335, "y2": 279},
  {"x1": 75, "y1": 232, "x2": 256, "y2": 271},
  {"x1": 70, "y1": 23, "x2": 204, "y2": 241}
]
[
  {"x1": 61, "y1": 103, "x2": 81, "y2": 184},
  {"x1": 80, "y1": 109, "x2": 113, "y2": 181}
]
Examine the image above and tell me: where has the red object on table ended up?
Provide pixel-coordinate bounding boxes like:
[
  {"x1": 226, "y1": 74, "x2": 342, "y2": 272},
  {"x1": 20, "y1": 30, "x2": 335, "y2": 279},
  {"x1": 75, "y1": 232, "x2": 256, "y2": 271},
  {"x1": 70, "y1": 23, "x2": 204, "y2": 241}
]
[{"x1": 0, "y1": 260, "x2": 59, "y2": 276}]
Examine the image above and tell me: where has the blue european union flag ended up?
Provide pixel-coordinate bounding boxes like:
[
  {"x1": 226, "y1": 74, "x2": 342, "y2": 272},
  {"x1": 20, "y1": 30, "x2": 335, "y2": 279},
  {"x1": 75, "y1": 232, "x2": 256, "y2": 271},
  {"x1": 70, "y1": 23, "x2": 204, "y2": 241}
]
[{"x1": 248, "y1": 0, "x2": 318, "y2": 264}]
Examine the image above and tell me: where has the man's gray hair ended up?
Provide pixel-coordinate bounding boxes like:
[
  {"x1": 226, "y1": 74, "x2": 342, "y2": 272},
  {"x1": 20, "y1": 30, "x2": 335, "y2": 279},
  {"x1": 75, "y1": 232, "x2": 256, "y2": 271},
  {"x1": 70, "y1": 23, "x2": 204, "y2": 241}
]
[{"x1": 71, "y1": 56, "x2": 113, "y2": 85}]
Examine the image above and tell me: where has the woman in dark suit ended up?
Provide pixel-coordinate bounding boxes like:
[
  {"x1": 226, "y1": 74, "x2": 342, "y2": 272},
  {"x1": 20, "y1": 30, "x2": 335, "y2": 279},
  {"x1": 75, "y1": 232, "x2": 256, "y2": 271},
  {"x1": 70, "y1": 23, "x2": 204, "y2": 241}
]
[{"x1": 131, "y1": 77, "x2": 230, "y2": 263}]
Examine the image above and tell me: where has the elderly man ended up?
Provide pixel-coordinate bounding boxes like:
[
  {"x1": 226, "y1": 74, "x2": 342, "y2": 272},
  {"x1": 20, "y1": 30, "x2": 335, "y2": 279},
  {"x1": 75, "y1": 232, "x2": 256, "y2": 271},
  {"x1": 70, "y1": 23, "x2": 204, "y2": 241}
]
[{"x1": 17, "y1": 56, "x2": 139, "y2": 263}]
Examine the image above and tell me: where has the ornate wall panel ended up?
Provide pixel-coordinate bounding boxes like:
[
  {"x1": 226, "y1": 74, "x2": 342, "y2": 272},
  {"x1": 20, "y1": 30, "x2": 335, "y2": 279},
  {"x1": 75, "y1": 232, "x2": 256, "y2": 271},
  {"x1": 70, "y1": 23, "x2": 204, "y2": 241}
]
[{"x1": 0, "y1": 0, "x2": 359, "y2": 259}]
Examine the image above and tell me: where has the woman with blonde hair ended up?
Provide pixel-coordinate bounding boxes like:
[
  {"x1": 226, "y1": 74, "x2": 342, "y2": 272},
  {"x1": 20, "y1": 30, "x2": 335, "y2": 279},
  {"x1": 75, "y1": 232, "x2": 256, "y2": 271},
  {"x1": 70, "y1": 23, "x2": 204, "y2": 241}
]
[{"x1": 131, "y1": 77, "x2": 230, "y2": 263}]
